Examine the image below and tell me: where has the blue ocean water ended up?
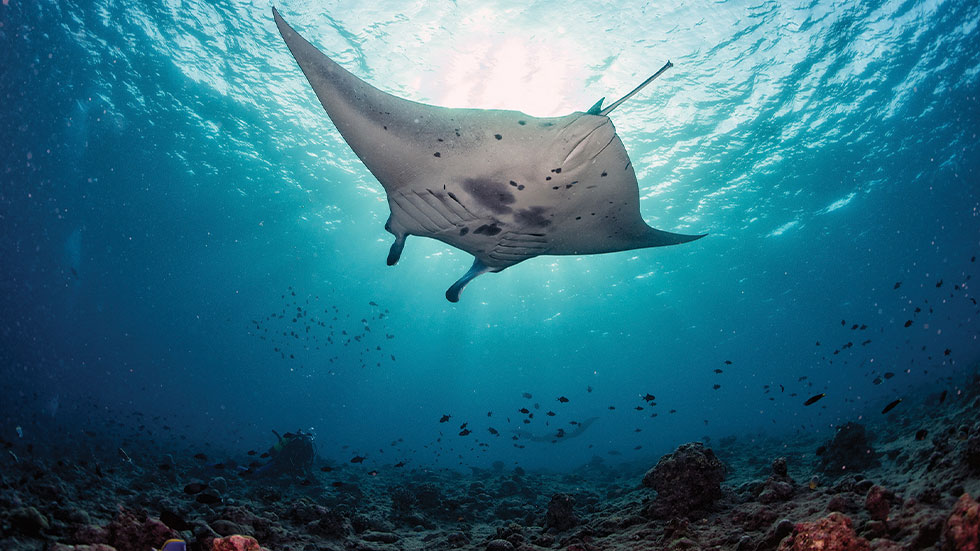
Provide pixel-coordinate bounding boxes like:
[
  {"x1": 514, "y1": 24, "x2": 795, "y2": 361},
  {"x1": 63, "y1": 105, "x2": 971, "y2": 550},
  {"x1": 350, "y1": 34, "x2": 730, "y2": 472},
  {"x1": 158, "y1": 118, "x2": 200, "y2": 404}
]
[{"x1": 1, "y1": 0, "x2": 977, "y2": 472}]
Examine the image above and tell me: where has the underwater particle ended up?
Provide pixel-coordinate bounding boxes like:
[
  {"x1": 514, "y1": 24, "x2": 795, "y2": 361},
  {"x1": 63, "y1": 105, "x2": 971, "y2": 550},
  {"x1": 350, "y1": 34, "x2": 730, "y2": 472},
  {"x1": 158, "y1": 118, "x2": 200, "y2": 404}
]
[
  {"x1": 557, "y1": 396, "x2": 569, "y2": 403},
  {"x1": 439, "y1": 414, "x2": 450, "y2": 423},
  {"x1": 904, "y1": 320, "x2": 913, "y2": 327},
  {"x1": 804, "y1": 393, "x2": 826, "y2": 406},
  {"x1": 881, "y1": 398, "x2": 902, "y2": 414},
  {"x1": 350, "y1": 455, "x2": 366, "y2": 463},
  {"x1": 915, "y1": 429, "x2": 928, "y2": 441}
]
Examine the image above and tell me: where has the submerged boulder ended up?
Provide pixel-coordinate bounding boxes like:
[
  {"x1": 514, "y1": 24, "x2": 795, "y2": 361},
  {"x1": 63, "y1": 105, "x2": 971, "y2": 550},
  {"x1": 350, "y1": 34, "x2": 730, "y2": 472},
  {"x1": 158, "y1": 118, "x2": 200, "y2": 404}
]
[
  {"x1": 817, "y1": 422, "x2": 880, "y2": 475},
  {"x1": 643, "y1": 442, "x2": 726, "y2": 518},
  {"x1": 544, "y1": 493, "x2": 578, "y2": 531},
  {"x1": 942, "y1": 493, "x2": 979, "y2": 551}
]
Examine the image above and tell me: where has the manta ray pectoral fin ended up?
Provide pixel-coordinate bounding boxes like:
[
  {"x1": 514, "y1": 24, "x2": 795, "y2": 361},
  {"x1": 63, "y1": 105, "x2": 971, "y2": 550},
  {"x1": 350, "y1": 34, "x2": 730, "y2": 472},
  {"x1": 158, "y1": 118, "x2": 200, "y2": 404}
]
[
  {"x1": 598, "y1": 60, "x2": 674, "y2": 117},
  {"x1": 446, "y1": 258, "x2": 494, "y2": 303},
  {"x1": 645, "y1": 227, "x2": 707, "y2": 247},
  {"x1": 585, "y1": 98, "x2": 605, "y2": 115}
]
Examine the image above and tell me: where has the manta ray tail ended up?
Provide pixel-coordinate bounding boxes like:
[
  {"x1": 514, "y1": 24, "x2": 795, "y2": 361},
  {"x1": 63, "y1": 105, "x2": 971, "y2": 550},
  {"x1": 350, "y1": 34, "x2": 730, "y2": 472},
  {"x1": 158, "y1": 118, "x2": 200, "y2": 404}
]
[
  {"x1": 598, "y1": 61, "x2": 673, "y2": 117},
  {"x1": 446, "y1": 259, "x2": 493, "y2": 303}
]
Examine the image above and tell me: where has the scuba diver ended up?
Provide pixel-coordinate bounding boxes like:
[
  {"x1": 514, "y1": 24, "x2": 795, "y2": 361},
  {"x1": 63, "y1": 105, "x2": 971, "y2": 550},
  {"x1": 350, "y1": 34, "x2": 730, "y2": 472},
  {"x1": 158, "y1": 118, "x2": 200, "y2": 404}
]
[{"x1": 252, "y1": 429, "x2": 316, "y2": 478}]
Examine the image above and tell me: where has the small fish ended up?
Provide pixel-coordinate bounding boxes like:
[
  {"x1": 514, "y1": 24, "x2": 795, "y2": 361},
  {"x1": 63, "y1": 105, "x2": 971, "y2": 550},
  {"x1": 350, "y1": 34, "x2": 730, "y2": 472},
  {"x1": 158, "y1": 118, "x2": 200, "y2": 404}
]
[
  {"x1": 808, "y1": 478, "x2": 818, "y2": 490},
  {"x1": 247, "y1": 450, "x2": 257, "y2": 456},
  {"x1": 193, "y1": 453, "x2": 208, "y2": 461},
  {"x1": 872, "y1": 377, "x2": 882, "y2": 385},
  {"x1": 587, "y1": 385, "x2": 593, "y2": 393},
  {"x1": 881, "y1": 398, "x2": 902, "y2": 414},
  {"x1": 522, "y1": 392, "x2": 532, "y2": 399},
  {"x1": 394, "y1": 461, "x2": 406, "y2": 468},
  {"x1": 439, "y1": 415, "x2": 450, "y2": 423},
  {"x1": 724, "y1": 360, "x2": 732, "y2": 365},
  {"x1": 893, "y1": 281, "x2": 902, "y2": 289},
  {"x1": 519, "y1": 408, "x2": 530, "y2": 414},
  {"x1": 883, "y1": 372, "x2": 894, "y2": 379},
  {"x1": 713, "y1": 369, "x2": 723, "y2": 374},
  {"x1": 557, "y1": 396, "x2": 569, "y2": 403},
  {"x1": 367, "y1": 470, "x2": 378, "y2": 476},
  {"x1": 331, "y1": 481, "x2": 345, "y2": 488},
  {"x1": 458, "y1": 429, "x2": 471, "y2": 436},
  {"x1": 300, "y1": 478, "x2": 313, "y2": 486},
  {"x1": 914, "y1": 429, "x2": 928, "y2": 441},
  {"x1": 320, "y1": 466, "x2": 333, "y2": 472},
  {"x1": 804, "y1": 393, "x2": 826, "y2": 406},
  {"x1": 260, "y1": 452, "x2": 270, "y2": 459},
  {"x1": 635, "y1": 406, "x2": 644, "y2": 411},
  {"x1": 350, "y1": 455, "x2": 366, "y2": 463},
  {"x1": 944, "y1": 348, "x2": 951, "y2": 356},
  {"x1": 939, "y1": 390, "x2": 948, "y2": 404},
  {"x1": 936, "y1": 279, "x2": 943, "y2": 287},
  {"x1": 488, "y1": 427, "x2": 499, "y2": 435},
  {"x1": 712, "y1": 384, "x2": 721, "y2": 390},
  {"x1": 904, "y1": 320, "x2": 913, "y2": 328},
  {"x1": 459, "y1": 422, "x2": 468, "y2": 430},
  {"x1": 546, "y1": 411, "x2": 556, "y2": 417},
  {"x1": 608, "y1": 406, "x2": 616, "y2": 410}
]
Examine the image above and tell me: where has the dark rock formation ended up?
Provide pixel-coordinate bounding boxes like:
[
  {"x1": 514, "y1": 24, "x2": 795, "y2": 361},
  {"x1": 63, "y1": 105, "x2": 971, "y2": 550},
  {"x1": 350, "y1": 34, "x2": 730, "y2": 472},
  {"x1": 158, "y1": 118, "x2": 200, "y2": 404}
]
[
  {"x1": 817, "y1": 422, "x2": 880, "y2": 475},
  {"x1": 643, "y1": 442, "x2": 726, "y2": 518},
  {"x1": 544, "y1": 493, "x2": 578, "y2": 531}
]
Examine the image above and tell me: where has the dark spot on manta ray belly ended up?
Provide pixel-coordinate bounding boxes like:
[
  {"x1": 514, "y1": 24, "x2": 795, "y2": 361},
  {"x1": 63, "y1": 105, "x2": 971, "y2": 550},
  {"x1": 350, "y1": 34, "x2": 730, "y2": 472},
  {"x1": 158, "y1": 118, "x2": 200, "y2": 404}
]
[
  {"x1": 459, "y1": 227, "x2": 469, "y2": 236},
  {"x1": 515, "y1": 207, "x2": 552, "y2": 228},
  {"x1": 461, "y1": 178, "x2": 515, "y2": 214},
  {"x1": 494, "y1": 134, "x2": 502, "y2": 140},
  {"x1": 473, "y1": 223, "x2": 502, "y2": 236}
]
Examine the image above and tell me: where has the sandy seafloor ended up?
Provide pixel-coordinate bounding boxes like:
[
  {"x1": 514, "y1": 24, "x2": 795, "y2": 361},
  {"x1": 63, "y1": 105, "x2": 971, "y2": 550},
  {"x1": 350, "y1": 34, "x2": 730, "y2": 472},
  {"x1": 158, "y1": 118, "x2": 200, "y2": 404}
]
[{"x1": 1, "y1": 374, "x2": 978, "y2": 551}]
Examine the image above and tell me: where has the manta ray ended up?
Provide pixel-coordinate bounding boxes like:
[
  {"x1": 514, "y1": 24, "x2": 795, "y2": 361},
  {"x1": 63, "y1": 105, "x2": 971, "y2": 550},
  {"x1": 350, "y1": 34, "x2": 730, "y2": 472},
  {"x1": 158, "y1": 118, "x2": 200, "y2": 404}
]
[{"x1": 273, "y1": 8, "x2": 704, "y2": 302}]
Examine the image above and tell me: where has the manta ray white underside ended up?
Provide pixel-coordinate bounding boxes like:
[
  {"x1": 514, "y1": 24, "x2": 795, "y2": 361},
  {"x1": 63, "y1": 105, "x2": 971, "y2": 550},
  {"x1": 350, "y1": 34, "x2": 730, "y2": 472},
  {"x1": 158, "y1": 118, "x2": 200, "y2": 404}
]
[{"x1": 273, "y1": 7, "x2": 704, "y2": 302}]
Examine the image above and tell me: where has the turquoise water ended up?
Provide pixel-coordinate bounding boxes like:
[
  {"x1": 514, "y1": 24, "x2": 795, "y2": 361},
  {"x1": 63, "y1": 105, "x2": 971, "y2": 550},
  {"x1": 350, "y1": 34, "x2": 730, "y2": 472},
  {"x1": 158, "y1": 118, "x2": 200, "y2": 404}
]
[{"x1": 1, "y1": 0, "x2": 978, "y2": 471}]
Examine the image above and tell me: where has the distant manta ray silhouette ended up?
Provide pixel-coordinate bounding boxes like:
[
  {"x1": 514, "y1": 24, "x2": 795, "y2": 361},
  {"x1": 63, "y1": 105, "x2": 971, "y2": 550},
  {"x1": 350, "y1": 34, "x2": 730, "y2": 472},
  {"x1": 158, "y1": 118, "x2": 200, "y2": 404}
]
[{"x1": 273, "y1": 7, "x2": 705, "y2": 302}]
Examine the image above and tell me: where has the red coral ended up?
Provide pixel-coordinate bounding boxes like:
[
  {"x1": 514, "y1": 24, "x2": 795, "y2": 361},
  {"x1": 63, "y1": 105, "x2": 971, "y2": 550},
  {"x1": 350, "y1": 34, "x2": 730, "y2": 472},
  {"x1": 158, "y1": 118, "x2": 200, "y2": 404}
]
[
  {"x1": 943, "y1": 493, "x2": 979, "y2": 551},
  {"x1": 106, "y1": 507, "x2": 177, "y2": 551},
  {"x1": 212, "y1": 535, "x2": 270, "y2": 551},
  {"x1": 865, "y1": 485, "x2": 892, "y2": 521},
  {"x1": 777, "y1": 512, "x2": 870, "y2": 551}
]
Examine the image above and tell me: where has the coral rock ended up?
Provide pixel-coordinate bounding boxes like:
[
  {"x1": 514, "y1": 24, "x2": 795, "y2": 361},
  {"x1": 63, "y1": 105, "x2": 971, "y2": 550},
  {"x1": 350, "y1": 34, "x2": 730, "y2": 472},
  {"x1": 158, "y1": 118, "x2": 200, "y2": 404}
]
[
  {"x1": 9, "y1": 506, "x2": 50, "y2": 536},
  {"x1": 817, "y1": 422, "x2": 880, "y2": 474},
  {"x1": 942, "y1": 493, "x2": 979, "y2": 551},
  {"x1": 107, "y1": 507, "x2": 178, "y2": 551},
  {"x1": 777, "y1": 512, "x2": 870, "y2": 551},
  {"x1": 865, "y1": 485, "x2": 892, "y2": 521},
  {"x1": 486, "y1": 539, "x2": 515, "y2": 551},
  {"x1": 545, "y1": 493, "x2": 578, "y2": 531},
  {"x1": 643, "y1": 442, "x2": 726, "y2": 517},
  {"x1": 211, "y1": 534, "x2": 266, "y2": 551}
]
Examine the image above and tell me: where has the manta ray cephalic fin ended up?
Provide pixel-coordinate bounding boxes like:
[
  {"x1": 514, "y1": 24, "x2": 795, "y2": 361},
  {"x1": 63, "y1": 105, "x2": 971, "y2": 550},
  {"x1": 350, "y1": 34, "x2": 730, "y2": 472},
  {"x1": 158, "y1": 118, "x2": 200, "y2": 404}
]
[{"x1": 446, "y1": 259, "x2": 494, "y2": 303}]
